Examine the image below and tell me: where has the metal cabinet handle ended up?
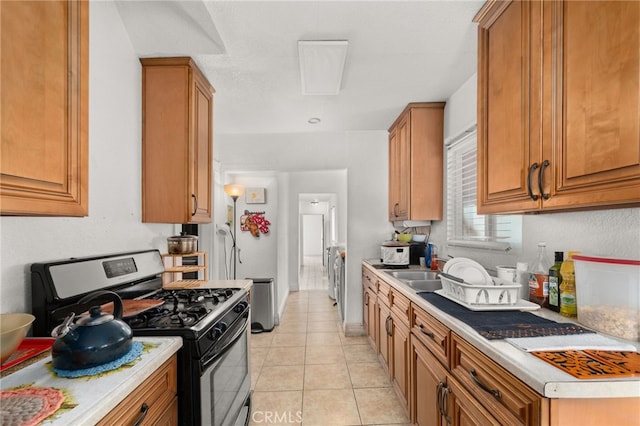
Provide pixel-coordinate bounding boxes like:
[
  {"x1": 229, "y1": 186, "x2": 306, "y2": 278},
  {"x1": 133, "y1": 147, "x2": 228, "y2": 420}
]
[
  {"x1": 191, "y1": 194, "x2": 198, "y2": 216},
  {"x1": 393, "y1": 203, "x2": 399, "y2": 217},
  {"x1": 385, "y1": 315, "x2": 393, "y2": 336},
  {"x1": 133, "y1": 402, "x2": 149, "y2": 426},
  {"x1": 470, "y1": 368, "x2": 501, "y2": 400},
  {"x1": 437, "y1": 381, "x2": 451, "y2": 424},
  {"x1": 538, "y1": 160, "x2": 550, "y2": 200},
  {"x1": 527, "y1": 163, "x2": 539, "y2": 201},
  {"x1": 418, "y1": 324, "x2": 435, "y2": 339}
]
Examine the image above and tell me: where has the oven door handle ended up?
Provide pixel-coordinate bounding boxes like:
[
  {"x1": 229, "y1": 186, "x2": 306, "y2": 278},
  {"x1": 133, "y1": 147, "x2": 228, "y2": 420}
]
[{"x1": 202, "y1": 310, "x2": 249, "y2": 367}]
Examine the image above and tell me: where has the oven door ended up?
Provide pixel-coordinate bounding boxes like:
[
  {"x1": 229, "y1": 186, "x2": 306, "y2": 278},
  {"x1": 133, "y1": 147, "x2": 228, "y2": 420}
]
[{"x1": 200, "y1": 311, "x2": 251, "y2": 426}]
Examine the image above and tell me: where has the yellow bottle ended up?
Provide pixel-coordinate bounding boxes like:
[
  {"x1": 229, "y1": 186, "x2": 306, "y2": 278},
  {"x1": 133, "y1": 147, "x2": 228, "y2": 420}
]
[{"x1": 559, "y1": 251, "x2": 580, "y2": 317}]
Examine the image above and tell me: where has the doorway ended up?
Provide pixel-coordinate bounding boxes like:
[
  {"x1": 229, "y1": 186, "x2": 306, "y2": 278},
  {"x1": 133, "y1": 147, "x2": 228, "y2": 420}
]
[{"x1": 300, "y1": 214, "x2": 325, "y2": 290}]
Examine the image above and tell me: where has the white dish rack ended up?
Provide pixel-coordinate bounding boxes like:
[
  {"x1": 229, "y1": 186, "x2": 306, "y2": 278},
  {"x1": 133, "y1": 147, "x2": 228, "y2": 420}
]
[{"x1": 439, "y1": 275, "x2": 522, "y2": 306}]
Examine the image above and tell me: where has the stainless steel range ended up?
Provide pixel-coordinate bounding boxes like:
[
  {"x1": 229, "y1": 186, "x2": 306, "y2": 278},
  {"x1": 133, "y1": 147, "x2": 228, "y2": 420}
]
[{"x1": 30, "y1": 249, "x2": 251, "y2": 426}]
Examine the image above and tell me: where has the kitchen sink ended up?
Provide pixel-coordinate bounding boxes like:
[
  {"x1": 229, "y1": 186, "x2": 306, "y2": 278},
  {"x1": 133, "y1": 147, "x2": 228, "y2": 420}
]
[
  {"x1": 384, "y1": 270, "x2": 442, "y2": 292},
  {"x1": 385, "y1": 270, "x2": 440, "y2": 281},
  {"x1": 405, "y1": 280, "x2": 442, "y2": 292}
]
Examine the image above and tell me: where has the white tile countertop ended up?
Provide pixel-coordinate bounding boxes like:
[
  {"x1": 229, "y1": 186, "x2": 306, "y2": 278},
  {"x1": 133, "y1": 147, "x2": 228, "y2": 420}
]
[
  {"x1": 0, "y1": 336, "x2": 182, "y2": 425},
  {"x1": 363, "y1": 260, "x2": 640, "y2": 399}
]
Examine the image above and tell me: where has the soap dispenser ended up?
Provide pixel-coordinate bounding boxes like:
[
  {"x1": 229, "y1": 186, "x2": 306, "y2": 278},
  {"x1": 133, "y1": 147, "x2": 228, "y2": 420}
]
[{"x1": 425, "y1": 243, "x2": 434, "y2": 268}]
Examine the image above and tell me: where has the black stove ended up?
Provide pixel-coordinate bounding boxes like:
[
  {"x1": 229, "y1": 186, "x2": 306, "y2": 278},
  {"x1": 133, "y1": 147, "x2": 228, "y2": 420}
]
[
  {"x1": 30, "y1": 249, "x2": 252, "y2": 426},
  {"x1": 125, "y1": 288, "x2": 242, "y2": 333}
]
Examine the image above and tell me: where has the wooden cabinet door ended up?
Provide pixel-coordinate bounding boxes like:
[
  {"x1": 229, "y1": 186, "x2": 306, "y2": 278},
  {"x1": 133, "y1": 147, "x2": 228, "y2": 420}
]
[
  {"x1": 191, "y1": 73, "x2": 213, "y2": 222},
  {"x1": 1, "y1": 0, "x2": 88, "y2": 216},
  {"x1": 377, "y1": 300, "x2": 391, "y2": 373},
  {"x1": 476, "y1": 0, "x2": 541, "y2": 214},
  {"x1": 396, "y1": 115, "x2": 411, "y2": 220},
  {"x1": 411, "y1": 335, "x2": 448, "y2": 426},
  {"x1": 388, "y1": 117, "x2": 410, "y2": 221},
  {"x1": 390, "y1": 312, "x2": 410, "y2": 409},
  {"x1": 542, "y1": 0, "x2": 640, "y2": 210},
  {"x1": 141, "y1": 57, "x2": 214, "y2": 224},
  {"x1": 367, "y1": 287, "x2": 378, "y2": 350},
  {"x1": 477, "y1": 0, "x2": 640, "y2": 214}
]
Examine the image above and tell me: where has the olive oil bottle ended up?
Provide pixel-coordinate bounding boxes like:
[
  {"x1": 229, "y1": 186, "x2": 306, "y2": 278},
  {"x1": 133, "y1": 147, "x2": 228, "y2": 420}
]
[
  {"x1": 560, "y1": 252, "x2": 579, "y2": 317},
  {"x1": 548, "y1": 251, "x2": 564, "y2": 312}
]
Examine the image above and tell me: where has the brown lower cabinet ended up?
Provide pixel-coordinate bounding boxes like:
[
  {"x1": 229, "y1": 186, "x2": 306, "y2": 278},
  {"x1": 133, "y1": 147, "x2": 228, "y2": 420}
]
[
  {"x1": 97, "y1": 355, "x2": 178, "y2": 425},
  {"x1": 410, "y1": 310, "x2": 500, "y2": 426},
  {"x1": 362, "y1": 262, "x2": 640, "y2": 426}
]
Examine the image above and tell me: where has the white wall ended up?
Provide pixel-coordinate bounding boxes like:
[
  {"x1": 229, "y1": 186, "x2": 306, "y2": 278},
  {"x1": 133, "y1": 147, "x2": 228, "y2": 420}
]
[
  {"x1": 434, "y1": 73, "x2": 640, "y2": 274},
  {"x1": 0, "y1": 1, "x2": 174, "y2": 314}
]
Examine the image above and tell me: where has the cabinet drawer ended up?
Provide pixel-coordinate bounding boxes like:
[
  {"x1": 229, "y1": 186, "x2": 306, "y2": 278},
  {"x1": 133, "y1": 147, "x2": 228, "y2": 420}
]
[
  {"x1": 410, "y1": 303, "x2": 449, "y2": 367},
  {"x1": 378, "y1": 280, "x2": 391, "y2": 307},
  {"x1": 450, "y1": 333, "x2": 543, "y2": 426},
  {"x1": 98, "y1": 356, "x2": 178, "y2": 426},
  {"x1": 390, "y1": 288, "x2": 410, "y2": 324},
  {"x1": 362, "y1": 267, "x2": 378, "y2": 291}
]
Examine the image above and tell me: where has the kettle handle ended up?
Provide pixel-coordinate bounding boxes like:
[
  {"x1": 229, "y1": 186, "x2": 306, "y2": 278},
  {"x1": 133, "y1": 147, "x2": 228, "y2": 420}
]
[{"x1": 78, "y1": 290, "x2": 124, "y2": 319}]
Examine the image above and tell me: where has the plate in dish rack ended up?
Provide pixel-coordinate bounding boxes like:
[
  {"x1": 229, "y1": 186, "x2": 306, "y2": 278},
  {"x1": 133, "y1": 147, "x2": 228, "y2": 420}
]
[
  {"x1": 434, "y1": 289, "x2": 541, "y2": 311},
  {"x1": 443, "y1": 257, "x2": 493, "y2": 285}
]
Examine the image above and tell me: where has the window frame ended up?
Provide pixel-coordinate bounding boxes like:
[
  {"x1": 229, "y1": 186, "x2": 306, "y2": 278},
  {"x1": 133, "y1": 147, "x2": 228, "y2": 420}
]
[{"x1": 445, "y1": 128, "x2": 520, "y2": 252}]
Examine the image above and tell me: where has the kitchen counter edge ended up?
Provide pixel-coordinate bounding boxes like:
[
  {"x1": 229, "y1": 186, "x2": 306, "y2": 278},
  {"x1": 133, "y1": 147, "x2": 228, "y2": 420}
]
[
  {"x1": 362, "y1": 260, "x2": 640, "y2": 399},
  {"x1": 0, "y1": 336, "x2": 183, "y2": 425}
]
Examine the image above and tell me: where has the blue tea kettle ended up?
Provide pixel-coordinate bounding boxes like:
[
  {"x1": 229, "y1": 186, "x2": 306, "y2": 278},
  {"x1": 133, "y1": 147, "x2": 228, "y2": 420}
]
[{"x1": 51, "y1": 290, "x2": 133, "y2": 370}]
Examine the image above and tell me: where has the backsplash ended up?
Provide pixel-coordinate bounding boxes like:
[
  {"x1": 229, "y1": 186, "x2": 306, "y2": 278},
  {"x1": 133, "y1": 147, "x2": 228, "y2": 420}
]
[{"x1": 429, "y1": 207, "x2": 640, "y2": 274}]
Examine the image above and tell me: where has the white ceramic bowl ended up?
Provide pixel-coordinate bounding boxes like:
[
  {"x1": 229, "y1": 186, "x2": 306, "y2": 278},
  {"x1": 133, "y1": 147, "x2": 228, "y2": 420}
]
[
  {"x1": 412, "y1": 234, "x2": 427, "y2": 242},
  {"x1": 1, "y1": 313, "x2": 35, "y2": 363}
]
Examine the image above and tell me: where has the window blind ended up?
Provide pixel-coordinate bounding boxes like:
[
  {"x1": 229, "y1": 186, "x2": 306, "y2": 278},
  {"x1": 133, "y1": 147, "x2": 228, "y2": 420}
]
[{"x1": 446, "y1": 130, "x2": 519, "y2": 251}]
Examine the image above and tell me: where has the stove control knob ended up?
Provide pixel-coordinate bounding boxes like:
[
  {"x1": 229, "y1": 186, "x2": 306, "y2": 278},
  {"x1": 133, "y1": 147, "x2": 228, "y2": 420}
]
[
  {"x1": 234, "y1": 301, "x2": 248, "y2": 313},
  {"x1": 210, "y1": 322, "x2": 227, "y2": 339}
]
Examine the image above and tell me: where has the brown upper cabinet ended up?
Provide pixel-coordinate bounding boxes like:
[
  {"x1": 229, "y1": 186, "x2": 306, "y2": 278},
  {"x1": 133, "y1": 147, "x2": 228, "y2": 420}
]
[
  {"x1": 141, "y1": 57, "x2": 214, "y2": 224},
  {"x1": 1, "y1": 1, "x2": 89, "y2": 216},
  {"x1": 475, "y1": 0, "x2": 640, "y2": 214},
  {"x1": 388, "y1": 103, "x2": 445, "y2": 222}
]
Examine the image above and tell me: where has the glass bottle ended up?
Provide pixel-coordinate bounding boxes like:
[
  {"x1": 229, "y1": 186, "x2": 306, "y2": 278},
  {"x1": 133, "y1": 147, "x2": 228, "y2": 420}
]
[
  {"x1": 430, "y1": 245, "x2": 439, "y2": 271},
  {"x1": 548, "y1": 251, "x2": 564, "y2": 312},
  {"x1": 559, "y1": 251, "x2": 579, "y2": 317},
  {"x1": 528, "y1": 243, "x2": 552, "y2": 308}
]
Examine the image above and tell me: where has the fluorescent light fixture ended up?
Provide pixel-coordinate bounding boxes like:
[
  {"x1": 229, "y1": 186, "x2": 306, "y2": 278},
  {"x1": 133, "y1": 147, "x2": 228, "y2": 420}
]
[{"x1": 298, "y1": 40, "x2": 348, "y2": 95}]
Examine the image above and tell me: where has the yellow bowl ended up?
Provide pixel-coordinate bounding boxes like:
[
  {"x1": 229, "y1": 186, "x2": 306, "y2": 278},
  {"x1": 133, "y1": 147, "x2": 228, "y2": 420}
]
[
  {"x1": 397, "y1": 233, "x2": 412, "y2": 243},
  {"x1": 1, "y1": 313, "x2": 35, "y2": 363}
]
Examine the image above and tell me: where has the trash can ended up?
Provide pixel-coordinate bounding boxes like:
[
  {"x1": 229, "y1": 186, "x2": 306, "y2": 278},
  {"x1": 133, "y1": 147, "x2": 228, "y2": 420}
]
[{"x1": 248, "y1": 278, "x2": 275, "y2": 333}]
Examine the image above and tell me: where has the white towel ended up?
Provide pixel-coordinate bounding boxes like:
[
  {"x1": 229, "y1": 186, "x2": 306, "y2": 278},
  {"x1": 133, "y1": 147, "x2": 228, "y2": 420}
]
[{"x1": 505, "y1": 333, "x2": 637, "y2": 352}]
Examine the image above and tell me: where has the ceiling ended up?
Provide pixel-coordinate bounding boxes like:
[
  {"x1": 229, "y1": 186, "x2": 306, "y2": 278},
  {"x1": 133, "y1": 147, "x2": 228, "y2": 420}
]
[{"x1": 115, "y1": 0, "x2": 484, "y2": 135}]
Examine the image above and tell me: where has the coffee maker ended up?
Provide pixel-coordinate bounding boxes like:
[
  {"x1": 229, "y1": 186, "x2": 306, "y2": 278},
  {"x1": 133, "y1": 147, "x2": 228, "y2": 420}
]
[{"x1": 409, "y1": 242, "x2": 427, "y2": 265}]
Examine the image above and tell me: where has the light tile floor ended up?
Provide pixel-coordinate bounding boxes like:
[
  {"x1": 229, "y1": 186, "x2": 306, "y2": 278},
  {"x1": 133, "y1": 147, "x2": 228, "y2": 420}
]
[
  {"x1": 249, "y1": 258, "x2": 411, "y2": 426},
  {"x1": 299, "y1": 255, "x2": 329, "y2": 291}
]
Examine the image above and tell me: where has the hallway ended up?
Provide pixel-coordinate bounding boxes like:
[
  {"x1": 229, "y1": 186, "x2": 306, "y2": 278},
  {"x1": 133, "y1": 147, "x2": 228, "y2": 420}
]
[
  {"x1": 298, "y1": 255, "x2": 328, "y2": 291},
  {"x1": 249, "y1": 285, "x2": 410, "y2": 425}
]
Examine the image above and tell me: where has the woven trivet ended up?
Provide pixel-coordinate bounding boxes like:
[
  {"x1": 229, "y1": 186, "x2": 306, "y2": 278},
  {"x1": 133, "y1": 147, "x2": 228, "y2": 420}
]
[
  {"x1": 53, "y1": 341, "x2": 143, "y2": 378},
  {"x1": 0, "y1": 386, "x2": 65, "y2": 426}
]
